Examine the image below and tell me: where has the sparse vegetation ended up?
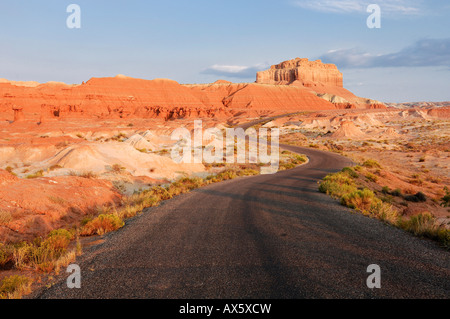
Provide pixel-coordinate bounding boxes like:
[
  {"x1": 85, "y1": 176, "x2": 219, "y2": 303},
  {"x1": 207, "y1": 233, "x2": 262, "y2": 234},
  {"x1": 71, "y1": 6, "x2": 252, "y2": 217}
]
[
  {"x1": 69, "y1": 170, "x2": 98, "y2": 179},
  {"x1": 0, "y1": 229, "x2": 76, "y2": 277},
  {"x1": 441, "y1": 187, "x2": 450, "y2": 207},
  {"x1": 0, "y1": 275, "x2": 33, "y2": 299},
  {"x1": 5, "y1": 166, "x2": 16, "y2": 176},
  {"x1": 365, "y1": 172, "x2": 378, "y2": 182},
  {"x1": 319, "y1": 167, "x2": 448, "y2": 248},
  {"x1": 362, "y1": 159, "x2": 382, "y2": 169},
  {"x1": 49, "y1": 165, "x2": 62, "y2": 171},
  {"x1": 111, "y1": 164, "x2": 126, "y2": 173},
  {"x1": 397, "y1": 213, "x2": 450, "y2": 248},
  {"x1": 80, "y1": 214, "x2": 124, "y2": 236},
  {"x1": 404, "y1": 192, "x2": 427, "y2": 203},
  {"x1": 26, "y1": 170, "x2": 44, "y2": 179}
]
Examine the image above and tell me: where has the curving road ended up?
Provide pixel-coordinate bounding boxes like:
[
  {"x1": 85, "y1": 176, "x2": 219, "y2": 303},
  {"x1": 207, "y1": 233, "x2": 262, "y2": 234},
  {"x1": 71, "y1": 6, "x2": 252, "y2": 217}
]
[{"x1": 34, "y1": 144, "x2": 449, "y2": 299}]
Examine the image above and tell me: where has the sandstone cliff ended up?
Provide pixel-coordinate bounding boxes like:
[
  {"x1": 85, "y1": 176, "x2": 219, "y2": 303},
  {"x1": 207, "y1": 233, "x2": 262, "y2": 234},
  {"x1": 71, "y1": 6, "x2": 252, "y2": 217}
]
[
  {"x1": 257, "y1": 58, "x2": 386, "y2": 110},
  {"x1": 257, "y1": 58, "x2": 343, "y2": 87},
  {"x1": 0, "y1": 57, "x2": 387, "y2": 121}
]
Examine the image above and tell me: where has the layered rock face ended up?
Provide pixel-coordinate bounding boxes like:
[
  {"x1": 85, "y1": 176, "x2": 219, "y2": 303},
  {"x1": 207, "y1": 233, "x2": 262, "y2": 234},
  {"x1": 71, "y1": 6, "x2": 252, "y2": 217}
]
[
  {"x1": 0, "y1": 57, "x2": 386, "y2": 121},
  {"x1": 256, "y1": 58, "x2": 385, "y2": 110},
  {"x1": 257, "y1": 58, "x2": 343, "y2": 87}
]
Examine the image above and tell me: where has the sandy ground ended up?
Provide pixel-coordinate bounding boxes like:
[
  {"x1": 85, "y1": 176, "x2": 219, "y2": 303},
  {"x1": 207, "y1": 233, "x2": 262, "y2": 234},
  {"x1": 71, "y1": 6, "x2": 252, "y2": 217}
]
[
  {"x1": 278, "y1": 108, "x2": 450, "y2": 223},
  {"x1": 1, "y1": 108, "x2": 449, "y2": 243}
]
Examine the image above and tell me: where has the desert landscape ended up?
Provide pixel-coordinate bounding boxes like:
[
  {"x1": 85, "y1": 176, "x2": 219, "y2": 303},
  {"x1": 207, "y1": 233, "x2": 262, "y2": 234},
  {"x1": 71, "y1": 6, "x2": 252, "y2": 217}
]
[{"x1": 0, "y1": 57, "x2": 449, "y2": 299}]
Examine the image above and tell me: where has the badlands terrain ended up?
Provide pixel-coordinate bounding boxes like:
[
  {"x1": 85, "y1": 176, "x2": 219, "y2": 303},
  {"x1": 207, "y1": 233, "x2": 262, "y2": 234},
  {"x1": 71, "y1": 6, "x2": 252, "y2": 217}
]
[{"x1": 0, "y1": 58, "x2": 449, "y2": 297}]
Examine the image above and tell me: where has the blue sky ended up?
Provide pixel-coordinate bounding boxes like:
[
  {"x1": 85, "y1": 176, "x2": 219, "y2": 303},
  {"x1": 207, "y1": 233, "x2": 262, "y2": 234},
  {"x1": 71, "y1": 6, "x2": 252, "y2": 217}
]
[{"x1": 0, "y1": 0, "x2": 449, "y2": 102}]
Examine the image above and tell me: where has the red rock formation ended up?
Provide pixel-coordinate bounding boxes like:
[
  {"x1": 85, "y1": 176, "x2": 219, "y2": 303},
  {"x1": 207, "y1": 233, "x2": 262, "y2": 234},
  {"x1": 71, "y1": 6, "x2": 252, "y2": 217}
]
[
  {"x1": 257, "y1": 58, "x2": 343, "y2": 87},
  {"x1": 256, "y1": 58, "x2": 386, "y2": 110},
  {"x1": 427, "y1": 107, "x2": 450, "y2": 118},
  {"x1": 12, "y1": 105, "x2": 25, "y2": 122},
  {"x1": 0, "y1": 58, "x2": 386, "y2": 121}
]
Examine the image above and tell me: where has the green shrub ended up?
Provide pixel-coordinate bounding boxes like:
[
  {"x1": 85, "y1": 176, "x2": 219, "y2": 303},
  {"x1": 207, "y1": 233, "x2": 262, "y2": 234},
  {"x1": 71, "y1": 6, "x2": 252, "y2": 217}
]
[
  {"x1": 382, "y1": 186, "x2": 391, "y2": 194},
  {"x1": 319, "y1": 171, "x2": 358, "y2": 198},
  {"x1": 342, "y1": 167, "x2": 358, "y2": 178},
  {"x1": 404, "y1": 192, "x2": 427, "y2": 203},
  {"x1": 319, "y1": 180, "x2": 358, "y2": 198}
]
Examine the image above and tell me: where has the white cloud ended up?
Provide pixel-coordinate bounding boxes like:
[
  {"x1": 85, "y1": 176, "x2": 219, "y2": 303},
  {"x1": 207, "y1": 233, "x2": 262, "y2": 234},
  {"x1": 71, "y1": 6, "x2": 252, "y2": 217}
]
[
  {"x1": 293, "y1": 0, "x2": 423, "y2": 15},
  {"x1": 319, "y1": 38, "x2": 450, "y2": 68},
  {"x1": 201, "y1": 63, "x2": 269, "y2": 79}
]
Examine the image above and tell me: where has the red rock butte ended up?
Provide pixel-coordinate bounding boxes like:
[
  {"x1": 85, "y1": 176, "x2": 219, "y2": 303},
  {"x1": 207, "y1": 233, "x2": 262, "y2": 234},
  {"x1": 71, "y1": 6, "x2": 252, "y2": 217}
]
[
  {"x1": 257, "y1": 58, "x2": 343, "y2": 87},
  {"x1": 0, "y1": 58, "x2": 386, "y2": 122}
]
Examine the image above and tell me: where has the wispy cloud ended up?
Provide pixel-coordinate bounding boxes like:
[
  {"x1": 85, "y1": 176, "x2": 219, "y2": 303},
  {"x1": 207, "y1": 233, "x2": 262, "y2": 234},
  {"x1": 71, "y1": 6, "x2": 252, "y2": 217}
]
[
  {"x1": 293, "y1": 0, "x2": 423, "y2": 15},
  {"x1": 201, "y1": 64, "x2": 268, "y2": 79},
  {"x1": 319, "y1": 38, "x2": 450, "y2": 68}
]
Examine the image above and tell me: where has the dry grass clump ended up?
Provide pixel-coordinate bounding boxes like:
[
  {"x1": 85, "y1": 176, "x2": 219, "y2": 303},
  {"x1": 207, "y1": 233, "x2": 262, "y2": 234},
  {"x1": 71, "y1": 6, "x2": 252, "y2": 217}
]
[
  {"x1": 0, "y1": 275, "x2": 33, "y2": 299},
  {"x1": 80, "y1": 214, "x2": 124, "y2": 236},
  {"x1": 397, "y1": 213, "x2": 449, "y2": 248},
  {"x1": 362, "y1": 159, "x2": 382, "y2": 169},
  {"x1": 319, "y1": 167, "x2": 448, "y2": 248},
  {"x1": 26, "y1": 170, "x2": 44, "y2": 179},
  {"x1": 0, "y1": 229, "x2": 76, "y2": 274}
]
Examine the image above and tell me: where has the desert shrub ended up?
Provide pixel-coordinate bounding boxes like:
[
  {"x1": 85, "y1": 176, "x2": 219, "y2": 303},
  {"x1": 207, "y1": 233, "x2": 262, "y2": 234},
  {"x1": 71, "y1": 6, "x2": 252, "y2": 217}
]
[
  {"x1": 77, "y1": 171, "x2": 98, "y2": 179},
  {"x1": 207, "y1": 169, "x2": 238, "y2": 182},
  {"x1": 342, "y1": 167, "x2": 358, "y2": 178},
  {"x1": 5, "y1": 166, "x2": 16, "y2": 176},
  {"x1": 28, "y1": 229, "x2": 74, "y2": 272},
  {"x1": 319, "y1": 180, "x2": 358, "y2": 198},
  {"x1": 381, "y1": 186, "x2": 390, "y2": 194},
  {"x1": 365, "y1": 172, "x2": 378, "y2": 182},
  {"x1": 44, "y1": 229, "x2": 74, "y2": 251},
  {"x1": 441, "y1": 187, "x2": 450, "y2": 207},
  {"x1": 341, "y1": 189, "x2": 379, "y2": 213},
  {"x1": 26, "y1": 170, "x2": 44, "y2": 179},
  {"x1": 0, "y1": 244, "x2": 14, "y2": 270},
  {"x1": 150, "y1": 186, "x2": 173, "y2": 201},
  {"x1": 319, "y1": 171, "x2": 358, "y2": 198},
  {"x1": 12, "y1": 243, "x2": 32, "y2": 270},
  {"x1": 391, "y1": 188, "x2": 402, "y2": 197},
  {"x1": 404, "y1": 192, "x2": 427, "y2": 203},
  {"x1": 0, "y1": 275, "x2": 33, "y2": 299},
  {"x1": 397, "y1": 213, "x2": 450, "y2": 248},
  {"x1": 362, "y1": 159, "x2": 382, "y2": 169},
  {"x1": 237, "y1": 168, "x2": 259, "y2": 177},
  {"x1": 111, "y1": 164, "x2": 125, "y2": 173},
  {"x1": 49, "y1": 165, "x2": 62, "y2": 171},
  {"x1": 367, "y1": 201, "x2": 398, "y2": 223},
  {"x1": 80, "y1": 214, "x2": 124, "y2": 236}
]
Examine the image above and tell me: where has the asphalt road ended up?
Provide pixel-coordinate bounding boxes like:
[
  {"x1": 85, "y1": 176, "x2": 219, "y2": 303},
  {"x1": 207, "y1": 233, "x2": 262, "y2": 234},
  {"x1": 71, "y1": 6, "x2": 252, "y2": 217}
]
[{"x1": 34, "y1": 145, "x2": 449, "y2": 299}]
